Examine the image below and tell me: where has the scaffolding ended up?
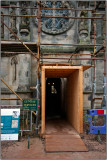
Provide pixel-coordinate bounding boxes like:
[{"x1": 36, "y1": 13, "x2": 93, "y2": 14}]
[{"x1": 1, "y1": 1, "x2": 106, "y2": 134}]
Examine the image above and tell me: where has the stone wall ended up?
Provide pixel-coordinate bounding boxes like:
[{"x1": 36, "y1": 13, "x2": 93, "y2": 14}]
[
  {"x1": 1, "y1": 1, "x2": 105, "y2": 113},
  {"x1": 1, "y1": 55, "x2": 31, "y2": 92}
]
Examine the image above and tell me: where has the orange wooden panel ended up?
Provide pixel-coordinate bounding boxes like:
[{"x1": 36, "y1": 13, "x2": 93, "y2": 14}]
[
  {"x1": 66, "y1": 70, "x2": 81, "y2": 133},
  {"x1": 41, "y1": 68, "x2": 45, "y2": 135}
]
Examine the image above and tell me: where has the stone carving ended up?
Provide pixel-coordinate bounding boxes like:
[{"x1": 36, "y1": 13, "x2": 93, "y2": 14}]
[
  {"x1": 10, "y1": 2, "x2": 17, "y2": 5},
  {"x1": 1, "y1": 12, "x2": 4, "y2": 39},
  {"x1": 78, "y1": 11, "x2": 90, "y2": 44},
  {"x1": 11, "y1": 56, "x2": 18, "y2": 81},
  {"x1": 10, "y1": 8, "x2": 17, "y2": 40},
  {"x1": 33, "y1": 1, "x2": 75, "y2": 35},
  {"x1": 1, "y1": 1, "x2": 10, "y2": 6},
  {"x1": 20, "y1": 2, "x2": 30, "y2": 36},
  {"x1": 96, "y1": 18, "x2": 104, "y2": 45},
  {"x1": 79, "y1": 11, "x2": 88, "y2": 39},
  {"x1": 90, "y1": 19, "x2": 94, "y2": 39},
  {"x1": 78, "y1": 2, "x2": 89, "y2": 8}
]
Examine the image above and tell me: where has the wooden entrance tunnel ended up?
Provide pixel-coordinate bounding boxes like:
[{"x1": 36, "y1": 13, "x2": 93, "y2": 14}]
[
  {"x1": 41, "y1": 64, "x2": 91, "y2": 152},
  {"x1": 41, "y1": 64, "x2": 91, "y2": 134}
]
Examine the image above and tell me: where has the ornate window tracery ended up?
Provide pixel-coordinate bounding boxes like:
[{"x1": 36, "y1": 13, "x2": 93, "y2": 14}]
[{"x1": 33, "y1": 1, "x2": 75, "y2": 35}]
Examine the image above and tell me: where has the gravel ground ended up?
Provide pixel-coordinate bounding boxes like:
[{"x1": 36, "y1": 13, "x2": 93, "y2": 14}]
[{"x1": 1, "y1": 131, "x2": 106, "y2": 160}]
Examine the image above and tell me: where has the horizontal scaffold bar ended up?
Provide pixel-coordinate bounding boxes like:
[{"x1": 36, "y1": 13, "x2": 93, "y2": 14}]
[{"x1": 1, "y1": 14, "x2": 104, "y2": 19}]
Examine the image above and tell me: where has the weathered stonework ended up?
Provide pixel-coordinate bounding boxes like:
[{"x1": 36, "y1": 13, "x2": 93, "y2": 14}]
[
  {"x1": 95, "y1": 60, "x2": 104, "y2": 93},
  {"x1": 1, "y1": 54, "x2": 31, "y2": 92},
  {"x1": 1, "y1": 1, "x2": 105, "y2": 114},
  {"x1": 9, "y1": 5, "x2": 17, "y2": 40},
  {"x1": 19, "y1": 2, "x2": 30, "y2": 41},
  {"x1": 1, "y1": 12, "x2": 4, "y2": 39}
]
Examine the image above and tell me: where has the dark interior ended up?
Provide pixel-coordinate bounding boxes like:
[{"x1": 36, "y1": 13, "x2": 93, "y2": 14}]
[{"x1": 46, "y1": 78, "x2": 61, "y2": 119}]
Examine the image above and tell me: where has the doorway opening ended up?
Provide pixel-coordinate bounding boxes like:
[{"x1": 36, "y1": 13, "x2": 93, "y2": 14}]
[
  {"x1": 46, "y1": 78, "x2": 61, "y2": 119},
  {"x1": 41, "y1": 65, "x2": 91, "y2": 135}
]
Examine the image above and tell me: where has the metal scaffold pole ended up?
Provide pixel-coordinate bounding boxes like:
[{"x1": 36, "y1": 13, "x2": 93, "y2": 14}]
[
  {"x1": 91, "y1": 1, "x2": 96, "y2": 109},
  {"x1": 101, "y1": 2, "x2": 106, "y2": 109},
  {"x1": 35, "y1": 1, "x2": 41, "y2": 135}
]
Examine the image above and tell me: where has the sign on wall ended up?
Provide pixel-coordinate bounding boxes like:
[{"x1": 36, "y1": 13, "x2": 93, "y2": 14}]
[
  {"x1": 1, "y1": 109, "x2": 20, "y2": 141},
  {"x1": 23, "y1": 99, "x2": 37, "y2": 111}
]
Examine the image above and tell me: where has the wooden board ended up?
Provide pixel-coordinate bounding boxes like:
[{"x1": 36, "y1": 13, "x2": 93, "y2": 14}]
[
  {"x1": 45, "y1": 119, "x2": 87, "y2": 152},
  {"x1": 79, "y1": 68, "x2": 83, "y2": 133},
  {"x1": 41, "y1": 68, "x2": 45, "y2": 135},
  {"x1": 41, "y1": 63, "x2": 71, "y2": 66},
  {"x1": 66, "y1": 69, "x2": 83, "y2": 133},
  {"x1": 83, "y1": 65, "x2": 92, "y2": 71},
  {"x1": 45, "y1": 134, "x2": 88, "y2": 152},
  {"x1": 45, "y1": 69, "x2": 75, "y2": 78},
  {"x1": 41, "y1": 63, "x2": 92, "y2": 71}
]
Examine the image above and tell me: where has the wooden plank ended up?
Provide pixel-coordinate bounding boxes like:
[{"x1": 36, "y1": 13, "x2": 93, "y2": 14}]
[
  {"x1": 44, "y1": 66, "x2": 82, "y2": 69},
  {"x1": 79, "y1": 67, "x2": 83, "y2": 133},
  {"x1": 45, "y1": 69, "x2": 75, "y2": 73},
  {"x1": 46, "y1": 140, "x2": 85, "y2": 145},
  {"x1": 43, "y1": 65, "x2": 92, "y2": 70},
  {"x1": 45, "y1": 69, "x2": 75, "y2": 78},
  {"x1": 45, "y1": 135, "x2": 80, "y2": 140},
  {"x1": 41, "y1": 63, "x2": 71, "y2": 66},
  {"x1": 46, "y1": 146, "x2": 88, "y2": 152},
  {"x1": 45, "y1": 120, "x2": 87, "y2": 152},
  {"x1": 41, "y1": 64, "x2": 92, "y2": 70},
  {"x1": 45, "y1": 134, "x2": 88, "y2": 152},
  {"x1": 45, "y1": 69, "x2": 75, "y2": 72},
  {"x1": 41, "y1": 68, "x2": 45, "y2": 135},
  {"x1": 83, "y1": 65, "x2": 92, "y2": 71}
]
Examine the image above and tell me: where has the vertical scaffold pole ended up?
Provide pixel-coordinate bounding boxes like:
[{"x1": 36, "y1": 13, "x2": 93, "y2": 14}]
[
  {"x1": 91, "y1": 1, "x2": 96, "y2": 109},
  {"x1": 35, "y1": 1, "x2": 41, "y2": 134},
  {"x1": 101, "y1": 2, "x2": 106, "y2": 109}
]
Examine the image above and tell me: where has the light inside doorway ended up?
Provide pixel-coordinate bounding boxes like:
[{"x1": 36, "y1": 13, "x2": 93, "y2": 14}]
[{"x1": 46, "y1": 78, "x2": 61, "y2": 119}]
